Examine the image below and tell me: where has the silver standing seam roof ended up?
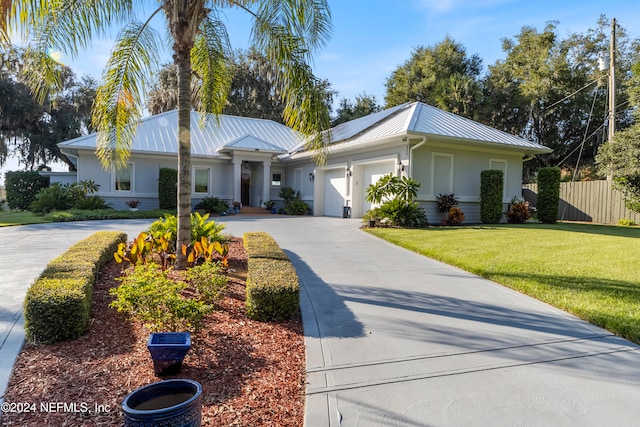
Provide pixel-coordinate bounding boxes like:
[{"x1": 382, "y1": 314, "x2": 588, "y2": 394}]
[
  {"x1": 58, "y1": 110, "x2": 301, "y2": 156},
  {"x1": 59, "y1": 102, "x2": 551, "y2": 158}
]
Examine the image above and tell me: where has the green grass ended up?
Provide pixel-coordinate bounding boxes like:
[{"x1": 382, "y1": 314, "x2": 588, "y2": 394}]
[
  {"x1": 367, "y1": 223, "x2": 640, "y2": 344},
  {"x1": 0, "y1": 209, "x2": 176, "y2": 226},
  {"x1": 0, "y1": 210, "x2": 50, "y2": 226}
]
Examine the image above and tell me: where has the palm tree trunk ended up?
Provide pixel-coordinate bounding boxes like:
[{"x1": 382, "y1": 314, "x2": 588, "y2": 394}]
[{"x1": 176, "y1": 47, "x2": 192, "y2": 269}]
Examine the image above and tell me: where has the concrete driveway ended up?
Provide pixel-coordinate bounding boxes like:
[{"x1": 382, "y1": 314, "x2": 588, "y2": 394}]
[{"x1": 2, "y1": 216, "x2": 640, "y2": 426}]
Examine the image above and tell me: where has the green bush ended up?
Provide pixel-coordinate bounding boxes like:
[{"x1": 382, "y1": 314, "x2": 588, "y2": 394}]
[
  {"x1": 4, "y1": 171, "x2": 50, "y2": 210},
  {"x1": 243, "y1": 232, "x2": 289, "y2": 260},
  {"x1": 186, "y1": 261, "x2": 228, "y2": 304},
  {"x1": 45, "y1": 208, "x2": 173, "y2": 222},
  {"x1": 245, "y1": 258, "x2": 299, "y2": 322},
  {"x1": 30, "y1": 183, "x2": 74, "y2": 213},
  {"x1": 23, "y1": 231, "x2": 126, "y2": 344},
  {"x1": 109, "y1": 263, "x2": 212, "y2": 332},
  {"x1": 158, "y1": 168, "x2": 178, "y2": 210},
  {"x1": 243, "y1": 232, "x2": 299, "y2": 321},
  {"x1": 283, "y1": 198, "x2": 310, "y2": 215},
  {"x1": 148, "y1": 212, "x2": 225, "y2": 243},
  {"x1": 194, "y1": 197, "x2": 229, "y2": 215},
  {"x1": 617, "y1": 218, "x2": 636, "y2": 226},
  {"x1": 537, "y1": 167, "x2": 561, "y2": 224},
  {"x1": 74, "y1": 195, "x2": 111, "y2": 210},
  {"x1": 480, "y1": 169, "x2": 504, "y2": 224},
  {"x1": 377, "y1": 199, "x2": 428, "y2": 227}
]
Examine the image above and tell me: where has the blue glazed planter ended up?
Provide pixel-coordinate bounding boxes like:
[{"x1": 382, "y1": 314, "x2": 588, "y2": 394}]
[
  {"x1": 122, "y1": 379, "x2": 202, "y2": 427},
  {"x1": 147, "y1": 332, "x2": 191, "y2": 376}
]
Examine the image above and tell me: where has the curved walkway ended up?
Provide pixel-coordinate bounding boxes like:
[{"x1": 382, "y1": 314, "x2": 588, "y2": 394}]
[{"x1": 2, "y1": 217, "x2": 640, "y2": 426}]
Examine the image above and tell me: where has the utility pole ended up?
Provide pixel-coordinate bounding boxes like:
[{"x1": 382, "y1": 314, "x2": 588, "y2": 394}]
[{"x1": 608, "y1": 18, "x2": 616, "y2": 142}]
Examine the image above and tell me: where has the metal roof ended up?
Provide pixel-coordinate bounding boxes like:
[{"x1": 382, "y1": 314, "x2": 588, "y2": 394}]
[
  {"x1": 59, "y1": 110, "x2": 301, "y2": 156},
  {"x1": 324, "y1": 102, "x2": 552, "y2": 154}
]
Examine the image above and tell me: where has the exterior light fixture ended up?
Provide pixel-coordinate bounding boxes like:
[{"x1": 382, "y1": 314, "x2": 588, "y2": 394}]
[
  {"x1": 309, "y1": 172, "x2": 314, "y2": 182},
  {"x1": 398, "y1": 162, "x2": 405, "y2": 173},
  {"x1": 346, "y1": 168, "x2": 352, "y2": 177}
]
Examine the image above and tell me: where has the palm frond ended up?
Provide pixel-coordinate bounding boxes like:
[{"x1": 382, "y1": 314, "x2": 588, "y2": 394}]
[
  {"x1": 191, "y1": 14, "x2": 232, "y2": 117},
  {"x1": 251, "y1": 9, "x2": 331, "y2": 164},
  {"x1": 92, "y1": 19, "x2": 160, "y2": 168}
]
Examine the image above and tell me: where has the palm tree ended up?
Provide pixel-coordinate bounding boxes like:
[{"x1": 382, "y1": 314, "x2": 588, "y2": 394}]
[{"x1": 2, "y1": 1, "x2": 332, "y2": 267}]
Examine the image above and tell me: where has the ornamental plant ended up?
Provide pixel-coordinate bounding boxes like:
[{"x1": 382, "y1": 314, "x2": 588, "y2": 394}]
[
  {"x1": 537, "y1": 167, "x2": 561, "y2": 224},
  {"x1": 480, "y1": 169, "x2": 504, "y2": 223}
]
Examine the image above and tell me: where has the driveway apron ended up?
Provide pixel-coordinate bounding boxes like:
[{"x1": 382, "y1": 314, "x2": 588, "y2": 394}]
[{"x1": 2, "y1": 217, "x2": 640, "y2": 426}]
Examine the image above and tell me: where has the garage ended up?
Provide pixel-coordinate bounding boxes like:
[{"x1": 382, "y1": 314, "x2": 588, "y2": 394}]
[
  {"x1": 360, "y1": 161, "x2": 396, "y2": 214},
  {"x1": 322, "y1": 168, "x2": 347, "y2": 217}
]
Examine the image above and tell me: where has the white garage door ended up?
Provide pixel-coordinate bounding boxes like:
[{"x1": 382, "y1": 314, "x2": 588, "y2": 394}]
[
  {"x1": 361, "y1": 161, "x2": 396, "y2": 213},
  {"x1": 323, "y1": 169, "x2": 346, "y2": 217}
]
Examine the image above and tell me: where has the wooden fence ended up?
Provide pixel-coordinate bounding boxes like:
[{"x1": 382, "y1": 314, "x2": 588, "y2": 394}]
[{"x1": 522, "y1": 180, "x2": 640, "y2": 225}]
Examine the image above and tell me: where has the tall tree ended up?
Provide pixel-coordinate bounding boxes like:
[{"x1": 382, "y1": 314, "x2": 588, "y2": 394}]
[
  {"x1": 384, "y1": 35, "x2": 482, "y2": 114},
  {"x1": 148, "y1": 49, "x2": 336, "y2": 123},
  {"x1": 4, "y1": 1, "x2": 332, "y2": 267},
  {"x1": 0, "y1": 47, "x2": 96, "y2": 170},
  {"x1": 332, "y1": 92, "x2": 381, "y2": 126},
  {"x1": 481, "y1": 18, "x2": 638, "y2": 178}
]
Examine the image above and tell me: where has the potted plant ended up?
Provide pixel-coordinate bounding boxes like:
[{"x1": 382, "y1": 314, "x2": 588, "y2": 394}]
[
  {"x1": 232, "y1": 201, "x2": 241, "y2": 214},
  {"x1": 264, "y1": 200, "x2": 276, "y2": 213},
  {"x1": 362, "y1": 208, "x2": 381, "y2": 227},
  {"x1": 436, "y1": 193, "x2": 458, "y2": 223},
  {"x1": 126, "y1": 200, "x2": 141, "y2": 211}
]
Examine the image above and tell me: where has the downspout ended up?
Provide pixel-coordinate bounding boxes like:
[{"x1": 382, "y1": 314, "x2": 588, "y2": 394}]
[
  {"x1": 523, "y1": 153, "x2": 535, "y2": 162},
  {"x1": 409, "y1": 136, "x2": 427, "y2": 177}
]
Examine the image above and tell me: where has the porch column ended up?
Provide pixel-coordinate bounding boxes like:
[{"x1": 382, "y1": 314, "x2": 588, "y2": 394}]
[
  {"x1": 262, "y1": 160, "x2": 271, "y2": 208},
  {"x1": 232, "y1": 159, "x2": 242, "y2": 204}
]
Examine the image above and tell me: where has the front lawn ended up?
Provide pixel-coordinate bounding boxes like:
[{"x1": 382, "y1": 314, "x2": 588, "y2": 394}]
[
  {"x1": 367, "y1": 223, "x2": 640, "y2": 344},
  {"x1": 0, "y1": 210, "x2": 50, "y2": 226}
]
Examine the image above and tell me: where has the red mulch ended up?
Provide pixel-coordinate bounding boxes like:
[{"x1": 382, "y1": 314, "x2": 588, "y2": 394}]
[{"x1": 1, "y1": 238, "x2": 305, "y2": 426}]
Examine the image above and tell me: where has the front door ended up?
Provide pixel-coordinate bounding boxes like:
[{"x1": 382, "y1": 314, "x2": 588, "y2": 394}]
[{"x1": 241, "y1": 170, "x2": 251, "y2": 206}]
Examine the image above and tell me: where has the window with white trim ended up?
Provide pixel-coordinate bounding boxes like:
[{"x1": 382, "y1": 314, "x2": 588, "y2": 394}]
[
  {"x1": 114, "y1": 163, "x2": 133, "y2": 192},
  {"x1": 194, "y1": 168, "x2": 210, "y2": 194},
  {"x1": 271, "y1": 171, "x2": 283, "y2": 187}
]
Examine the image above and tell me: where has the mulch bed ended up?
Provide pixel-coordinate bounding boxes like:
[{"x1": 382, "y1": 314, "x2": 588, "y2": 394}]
[{"x1": 1, "y1": 238, "x2": 305, "y2": 426}]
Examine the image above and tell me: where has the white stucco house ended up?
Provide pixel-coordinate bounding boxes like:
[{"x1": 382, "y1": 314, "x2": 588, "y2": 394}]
[{"x1": 57, "y1": 101, "x2": 551, "y2": 222}]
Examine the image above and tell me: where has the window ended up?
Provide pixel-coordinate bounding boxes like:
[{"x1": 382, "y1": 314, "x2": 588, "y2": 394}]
[
  {"x1": 114, "y1": 163, "x2": 133, "y2": 192},
  {"x1": 194, "y1": 168, "x2": 209, "y2": 193},
  {"x1": 271, "y1": 172, "x2": 283, "y2": 187}
]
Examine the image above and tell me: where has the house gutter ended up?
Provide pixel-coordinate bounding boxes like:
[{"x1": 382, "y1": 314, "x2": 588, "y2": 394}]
[
  {"x1": 523, "y1": 153, "x2": 536, "y2": 162},
  {"x1": 409, "y1": 136, "x2": 426, "y2": 177}
]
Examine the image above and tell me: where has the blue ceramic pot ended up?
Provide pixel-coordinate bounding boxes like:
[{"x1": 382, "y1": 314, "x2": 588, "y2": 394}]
[
  {"x1": 122, "y1": 379, "x2": 202, "y2": 427},
  {"x1": 147, "y1": 332, "x2": 191, "y2": 376}
]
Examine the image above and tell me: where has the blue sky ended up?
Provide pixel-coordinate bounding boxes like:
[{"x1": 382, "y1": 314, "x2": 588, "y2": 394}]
[{"x1": 2, "y1": 0, "x2": 640, "y2": 176}]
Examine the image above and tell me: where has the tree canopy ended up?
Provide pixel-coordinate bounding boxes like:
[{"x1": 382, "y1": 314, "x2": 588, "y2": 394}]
[{"x1": 0, "y1": 47, "x2": 96, "y2": 170}]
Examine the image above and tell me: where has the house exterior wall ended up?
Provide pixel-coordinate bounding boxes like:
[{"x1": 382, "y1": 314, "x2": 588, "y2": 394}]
[{"x1": 411, "y1": 142, "x2": 524, "y2": 223}]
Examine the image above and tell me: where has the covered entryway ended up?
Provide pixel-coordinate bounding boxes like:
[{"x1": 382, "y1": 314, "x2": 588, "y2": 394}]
[{"x1": 323, "y1": 168, "x2": 347, "y2": 217}]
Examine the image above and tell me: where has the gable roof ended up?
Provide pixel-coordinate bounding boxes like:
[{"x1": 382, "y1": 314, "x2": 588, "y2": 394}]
[
  {"x1": 59, "y1": 110, "x2": 300, "y2": 156},
  {"x1": 289, "y1": 102, "x2": 551, "y2": 156}
]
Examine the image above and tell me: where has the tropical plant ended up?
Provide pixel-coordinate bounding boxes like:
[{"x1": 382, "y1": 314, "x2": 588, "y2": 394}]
[
  {"x1": 365, "y1": 174, "x2": 426, "y2": 227},
  {"x1": 149, "y1": 212, "x2": 226, "y2": 245},
  {"x1": 446, "y1": 207, "x2": 465, "y2": 225},
  {"x1": 5, "y1": 0, "x2": 333, "y2": 268},
  {"x1": 194, "y1": 197, "x2": 229, "y2": 215},
  {"x1": 114, "y1": 232, "x2": 154, "y2": 266},
  {"x1": 435, "y1": 193, "x2": 459, "y2": 213},
  {"x1": 504, "y1": 196, "x2": 531, "y2": 224}
]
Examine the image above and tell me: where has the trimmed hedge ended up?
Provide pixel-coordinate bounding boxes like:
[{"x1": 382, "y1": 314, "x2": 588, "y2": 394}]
[
  {"x1": 537, "y1": 167, "x2": 561, "y2": 224},
  {"x1": 24, "y1": 231, "x2": 127, "y2": 344},
  {"x1": 243, "y1": 232, "x2": 299, "y2": 321},
  {"x1": 480, "y1": 169, "x2": 504, "y2": 224},
  {"x1": 243, "y1": 232, "x2": 289, "y2": 260},
  {"x1": 158, "y1": 168, "x2": 178, "y2": 210}
]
